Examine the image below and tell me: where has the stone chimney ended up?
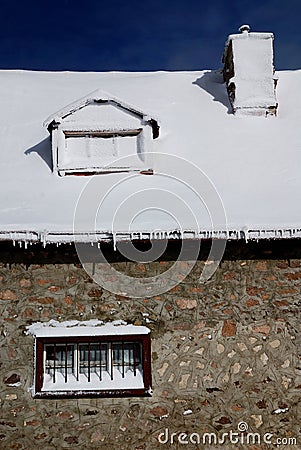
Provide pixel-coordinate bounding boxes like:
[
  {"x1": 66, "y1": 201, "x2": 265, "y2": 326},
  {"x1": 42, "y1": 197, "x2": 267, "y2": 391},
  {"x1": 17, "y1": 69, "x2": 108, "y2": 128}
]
[{"x1": 222, "y1": 25, "x2": 278, "y2": 116}]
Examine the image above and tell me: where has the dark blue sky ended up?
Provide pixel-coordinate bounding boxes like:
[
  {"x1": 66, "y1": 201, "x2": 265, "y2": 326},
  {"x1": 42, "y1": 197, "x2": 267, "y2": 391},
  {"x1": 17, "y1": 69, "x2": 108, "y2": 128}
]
[{"x1": 0, "y1": 0, "x2": 300, "y2": 71}]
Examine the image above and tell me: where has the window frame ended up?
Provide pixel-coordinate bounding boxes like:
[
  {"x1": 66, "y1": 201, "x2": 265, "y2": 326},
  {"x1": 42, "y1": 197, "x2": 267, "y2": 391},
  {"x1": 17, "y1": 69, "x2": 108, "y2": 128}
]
[{"x1": 34, "y1": 333, "x2": 151, "y2": 398}]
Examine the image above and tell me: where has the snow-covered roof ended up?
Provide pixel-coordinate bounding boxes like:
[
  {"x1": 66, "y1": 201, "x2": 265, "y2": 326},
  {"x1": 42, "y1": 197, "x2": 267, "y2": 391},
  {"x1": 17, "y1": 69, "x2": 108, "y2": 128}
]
[{"x1": 0, "y1": 68, "x2": 300, "y2": 244}]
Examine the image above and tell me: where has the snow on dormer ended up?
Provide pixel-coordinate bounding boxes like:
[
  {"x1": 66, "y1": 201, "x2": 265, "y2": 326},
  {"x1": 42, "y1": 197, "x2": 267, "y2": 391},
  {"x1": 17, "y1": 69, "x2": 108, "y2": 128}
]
[
  {"x1": 44, "y1": 90, "x2": 159, "y2": 176},
  {"x1": 222, "y1": 25, "x2": 278, "y2": 116}
]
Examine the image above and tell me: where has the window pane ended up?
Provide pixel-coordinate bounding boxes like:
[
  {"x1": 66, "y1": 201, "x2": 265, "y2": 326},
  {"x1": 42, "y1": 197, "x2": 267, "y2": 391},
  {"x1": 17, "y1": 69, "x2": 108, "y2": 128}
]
[
  {"x1": 40, "y1": 338, "x2": 148, "y2": 393},
  {"x1": 45, "y1": 344, "x2": 74, "y2": 375}
]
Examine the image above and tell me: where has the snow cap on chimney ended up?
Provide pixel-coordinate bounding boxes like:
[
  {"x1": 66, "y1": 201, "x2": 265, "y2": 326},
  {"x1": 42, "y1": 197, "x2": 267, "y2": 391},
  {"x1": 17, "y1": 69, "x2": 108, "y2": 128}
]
[
  {"x1": 239, "y1": 24, "x2": 250, "y2": 33},
  {"x1": 222, "y1": 25, "x2": 278, "y2": 116}
]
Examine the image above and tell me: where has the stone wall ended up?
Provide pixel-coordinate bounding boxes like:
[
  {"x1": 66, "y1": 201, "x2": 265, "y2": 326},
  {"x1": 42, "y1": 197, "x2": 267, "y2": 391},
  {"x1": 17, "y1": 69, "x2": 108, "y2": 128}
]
[{"x1": 0, "y1": 241, "x2": 300, "y2": 449}]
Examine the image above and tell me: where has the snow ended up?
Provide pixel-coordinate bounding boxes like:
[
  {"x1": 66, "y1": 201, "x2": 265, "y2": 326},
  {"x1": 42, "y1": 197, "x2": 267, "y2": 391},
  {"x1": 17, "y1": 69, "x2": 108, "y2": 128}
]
[
  {"x1": 0, "y1": 68, "x2": 300, "y2": 243},
  {"x1": 42, "y1": 368, "x2": 144, "y2": 392},
  {"x1": 26, "y1": 319, "x2": 150, "y2": 337}
]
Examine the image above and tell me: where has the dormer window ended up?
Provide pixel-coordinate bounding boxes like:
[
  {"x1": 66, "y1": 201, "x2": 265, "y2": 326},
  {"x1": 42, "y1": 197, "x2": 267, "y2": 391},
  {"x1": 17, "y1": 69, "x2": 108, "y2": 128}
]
[{"x1": 44, "y1": 91, "x2": 159, "y2": 176}]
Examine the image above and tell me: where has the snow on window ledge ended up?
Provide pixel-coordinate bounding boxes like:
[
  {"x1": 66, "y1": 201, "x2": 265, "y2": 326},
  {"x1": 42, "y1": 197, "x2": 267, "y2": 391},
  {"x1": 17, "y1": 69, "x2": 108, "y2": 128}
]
[{"x1": 26, "y1": 319, "x2": 150, "y2": 338}]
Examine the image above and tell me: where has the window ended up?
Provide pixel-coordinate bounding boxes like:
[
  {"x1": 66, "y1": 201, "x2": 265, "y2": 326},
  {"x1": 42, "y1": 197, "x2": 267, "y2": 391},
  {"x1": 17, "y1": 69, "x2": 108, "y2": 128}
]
[
  {"x1": 59, "y1": 129, "x2": 144, "y2": 175},
  {"x1": 34, "y1": 334, "x2": 151, "y2": 398}
]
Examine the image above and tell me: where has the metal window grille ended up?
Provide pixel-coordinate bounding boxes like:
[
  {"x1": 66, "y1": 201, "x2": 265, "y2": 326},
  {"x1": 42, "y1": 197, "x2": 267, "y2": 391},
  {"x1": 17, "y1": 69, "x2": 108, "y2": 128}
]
[{"x1": 35, "y1": 334, "x2": 151, "y2": 398}]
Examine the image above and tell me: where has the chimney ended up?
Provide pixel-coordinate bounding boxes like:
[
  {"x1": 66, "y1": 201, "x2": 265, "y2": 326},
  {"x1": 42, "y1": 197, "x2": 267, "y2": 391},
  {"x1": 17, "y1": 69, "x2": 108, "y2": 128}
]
[{"x1": 222, "y1": 25, "x2": 278, "y2": 116}]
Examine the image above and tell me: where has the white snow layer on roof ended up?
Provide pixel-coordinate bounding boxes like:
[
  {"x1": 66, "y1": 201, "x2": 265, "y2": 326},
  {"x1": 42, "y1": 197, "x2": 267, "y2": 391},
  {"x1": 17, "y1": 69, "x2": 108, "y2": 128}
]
[
  {"x1": 26, "y1": 319, "x2": 150, "y2": 337},
  {"x1": 0, "y1": 69, "x2": 300, "y2": 243}
]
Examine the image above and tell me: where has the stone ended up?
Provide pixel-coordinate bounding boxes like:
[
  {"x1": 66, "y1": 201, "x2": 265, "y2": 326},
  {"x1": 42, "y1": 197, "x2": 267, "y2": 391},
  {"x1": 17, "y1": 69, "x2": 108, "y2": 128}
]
[
  {"x1": 237, "y1": 342, "x2": 247, "y2": 351},
  {"x1": 0, "y1": 290, "x2": 17, "y2": 301},
  {"x1": 246, "y1": 299, "x2": 259, "y2": 307},
  {"x1": 195, "y1": 347, "x2": 204, "y2": 355},
  {"x1": 216, "y1": 343, "x2": 225, "y2": 354},
  {"x1": 269, "y1": 339, "x2": 281, "y2": 348},
  {"x1": 227, "y1": 350, "x2": 236, "y2": 358},
  {"x1": 282, "y1": 376, "x2": 291, "y2": 389},
  {"x1": 252, "y1": 324, "x2": 271, "y2": 335},
  {"x1": 4, "y1": 374, "x2": 20, "y2": 385},
  {"x1": 24, "y1": 420, "x2": 40, "y2": 427},
  {"x1": 157, "y1": 362, "x2": 168, "y2": 377},
  {"x1": 150, "y1": 406, "x2": 169, "y2": 419},
  {"x1": 253, "y1": 345, "x2": 262, "y2": 353},
  {"x1": 176, "y1": 298, "x2": 198, "y2": 309},
  {"x1": 232, "y1": 363, "x2": 241, "y2": 374},
  {"x1": 256, "y1": 261, "x2": 267, "y2": 271},
  {"x1": 251, "y1": 415, "x2": 263, "y2": 428},
  {"x1": 281, "y1": 359, "x2": 290, "y2": 368},
  {"x1": 221, "y1": 374, "x2": 229, "y2": 383},
  {"x1": 197, "y1": 362, "x2": 205, "y2": 369},
  {"x1": 0, "y1": 421, "x2": 16, "y2": 427},
  {"x1": 215, "y1": 416, "x2": 232, "y2": 425},
  {"x1": 179, "y1": 374, "x2": 190, "y2": 389},
  {"x1": 285, "y1": 271, "x2": 301, "y2": 280},
  {"x1": 64, "y1": 436, "x2": 79, "y2": 444},
  {"x1": 84, "y1": 409, "x2": 98, "y2": 416},
  {"x1": 5, "y1": 394, "x2": 17, "y2": 400},
  {"x1": 179, "y1": 361, "x2": 190, "y2": 367},
  {"x1": 256, "y1": 400, "x2": 267, "y2": 409},
  {"x1": 88, "y1": 288, "x2": 103, "y2": 298},
  {"x1": 231, "y1": 404, "x2": 243, "y2": 411},
  {"x1": 91, "y1": 429, "x2": 106, "y2": 443},
  {"x1": 34, "y1": 433, "x2": 47, "y2": 440},
  {"x1": 203, "y1": 374, "x2": 213, "y2": 382},
  {"x1": 246, "y1": 286, "x2": 262, "y2": 296},
  {"x1": 222, "y1": 320, "x2": 236, "y2": 337},
  {"x1": 245, "y1": 366, "x2": 253, "y2": 376},
  {"x1": 260, "y1": 353, "x2": 269, "y2": 365},
  {"x1": 19, "y1": 279, "x2": 31, "y2": 287},
  {"x1": 56, "y1": 411, "x2": 74, "y2": 420}
]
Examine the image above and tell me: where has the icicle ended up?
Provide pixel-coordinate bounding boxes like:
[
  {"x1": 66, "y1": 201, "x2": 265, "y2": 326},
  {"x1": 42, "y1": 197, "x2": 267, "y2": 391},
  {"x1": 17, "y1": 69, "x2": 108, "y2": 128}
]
[
  {"x1": 13, "y1": 240, "x2": 15, "y2": 247},
  {"x1": 25, "y1": 241, "x2": 28, "y2": 250},
  {"x1": 97, "y1": 242, "x2": 100, "y2": 249},
  {"x1": 18, "y1": 241, "x2": 22, "y2": 248}
]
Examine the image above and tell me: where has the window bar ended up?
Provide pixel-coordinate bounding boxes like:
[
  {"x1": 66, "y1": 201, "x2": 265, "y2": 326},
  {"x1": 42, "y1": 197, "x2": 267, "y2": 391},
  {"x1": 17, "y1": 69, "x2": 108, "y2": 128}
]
[
  {"x1": 53, "y1": 344, "x2": 56, "y2": 383},
  {"x1": 88, "y1": 342, "x2": 91, "y2": 382},
  {"x1": 106, "y1": 345, "x2": 109, "y2": 373},
  {"x1": 122, "y1": 341, "x2": 125, "y2": 378},
  {"x1": 99, "y1": 343, "x2": 102, "y2": 381},
  {"x1": 110, "y1": 343, "x2": 114, "y2": 381},
  {"x1": 65, "y1": 344, "x2": 68, "y2": 383},
  {"x1": 133, "y1": 343, "x2": 137, "y2": 377},
  {"x1": 76, "y1": 345, "x2": 79, "y2": 381},
  {"x1": 71, "y1": 345, "x2": 74, "y2": 378}
]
